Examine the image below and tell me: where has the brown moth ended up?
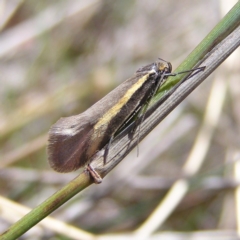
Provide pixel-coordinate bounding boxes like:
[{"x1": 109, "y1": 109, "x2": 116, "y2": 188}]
[{"x1": 47, "y1": 59, "x2": 205, "y2": 183}]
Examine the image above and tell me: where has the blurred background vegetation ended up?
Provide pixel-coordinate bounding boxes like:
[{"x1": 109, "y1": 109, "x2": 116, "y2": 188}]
[{"x1": 0, "y1": 0, "x2": 239, "y2": 239}]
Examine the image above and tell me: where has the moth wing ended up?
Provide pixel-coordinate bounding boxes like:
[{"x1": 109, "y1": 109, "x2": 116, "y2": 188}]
[
  {"x1": 136, "y1": 63, "x2": 155, "y2": 73},
  {"x1": 48, "y1": 113, "x2": 93, "y2": 172}
]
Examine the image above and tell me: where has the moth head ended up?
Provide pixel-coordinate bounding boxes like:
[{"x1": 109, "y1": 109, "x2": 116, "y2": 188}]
[{"x1": 156, "y1": 58, "x2": 172, "y2": 74}]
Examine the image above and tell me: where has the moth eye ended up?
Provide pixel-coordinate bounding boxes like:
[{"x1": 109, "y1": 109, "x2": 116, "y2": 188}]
[{"x1": 168, "y1": 62, "x2": 172, "y2": 73}]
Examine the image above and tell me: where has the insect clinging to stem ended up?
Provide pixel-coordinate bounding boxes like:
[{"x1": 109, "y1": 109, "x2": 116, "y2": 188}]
[{"x1": 47, "y1": 58, "x2": 205, "y2": 183}]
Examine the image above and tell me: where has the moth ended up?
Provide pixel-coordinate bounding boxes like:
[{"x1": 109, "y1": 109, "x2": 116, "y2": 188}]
[{"x1": 47, "y1": 59, "x2": 205, "y2": 183}]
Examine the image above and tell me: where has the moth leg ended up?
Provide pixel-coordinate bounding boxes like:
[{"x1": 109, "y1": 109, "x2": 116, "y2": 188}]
[
  {"x1": 129, "y1": 75, "x2": 166, "y2": 153},
  {"x1": 131, "y1": 72, "x2": 166, "y2": 137},
  {"x1": 130, "y1": 103, "x2": 149, "y2": 156},
  {"x1": 103, "y1": 135, "x2": 114, "y2": 165},
  {"x1": 103, "y1": 109, "x2": 141, "y2": 165},
  {"x1": 86, "y1": 164, "x2": 102, "y2": 184},
  {"x1": 103, "y1": 95, "x2": 155, "y2": 165},
  {"x1": 115, "y1": 103, "x2": 149, "y2": 157}
]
